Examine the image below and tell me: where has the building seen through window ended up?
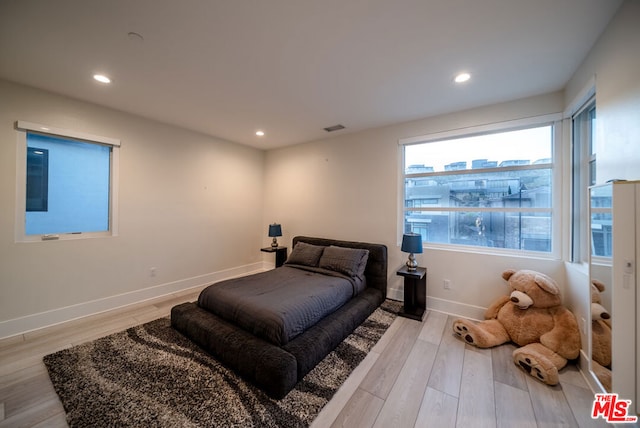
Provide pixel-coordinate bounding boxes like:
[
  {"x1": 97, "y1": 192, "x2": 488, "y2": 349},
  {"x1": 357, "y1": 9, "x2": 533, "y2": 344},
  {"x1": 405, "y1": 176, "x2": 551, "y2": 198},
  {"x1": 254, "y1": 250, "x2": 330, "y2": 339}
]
[{"x1": 403, "y1": 125, "x2": 553, "y2": 253}]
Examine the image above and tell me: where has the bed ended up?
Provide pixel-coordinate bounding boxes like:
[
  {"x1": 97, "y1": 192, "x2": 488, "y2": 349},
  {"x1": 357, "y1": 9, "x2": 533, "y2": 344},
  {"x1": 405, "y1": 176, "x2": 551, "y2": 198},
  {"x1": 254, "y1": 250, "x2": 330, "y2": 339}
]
[{"x1": 171, "y1": 236, "x2": 388, "y2": 399}]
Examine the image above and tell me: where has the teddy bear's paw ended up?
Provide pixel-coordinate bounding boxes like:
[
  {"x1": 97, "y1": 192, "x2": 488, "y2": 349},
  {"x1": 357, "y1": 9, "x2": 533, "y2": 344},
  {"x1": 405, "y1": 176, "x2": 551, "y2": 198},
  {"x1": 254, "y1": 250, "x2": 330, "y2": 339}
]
[
  {"x1": 452, "y1": 320, "x2": 477, "y2": 345},
  {"x1": 513, "y1": 351, "x2": 559, "y2": 385}
]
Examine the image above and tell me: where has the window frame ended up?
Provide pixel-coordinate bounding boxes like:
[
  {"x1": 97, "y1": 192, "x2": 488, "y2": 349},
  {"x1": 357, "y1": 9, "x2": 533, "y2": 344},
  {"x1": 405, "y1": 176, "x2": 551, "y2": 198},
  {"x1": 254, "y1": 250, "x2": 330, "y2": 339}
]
[
  {"x1": 570, "y1": 95, "x2": 596, "y2": 264},
  {"x1": 398, "y1": 114, "x2": 563, "y2": 259},
  {"x1": 14, "y1": 121, "x2": 120, "y2": 242}
]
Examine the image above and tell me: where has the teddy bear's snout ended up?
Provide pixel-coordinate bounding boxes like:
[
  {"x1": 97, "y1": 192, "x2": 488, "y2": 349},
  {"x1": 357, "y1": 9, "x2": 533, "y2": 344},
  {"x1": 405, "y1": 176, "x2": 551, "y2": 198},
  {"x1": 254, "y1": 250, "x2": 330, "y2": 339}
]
[
  {"x1": 591, "y1": 302, "x2": 610, "y2": 320},
  {"x1": 510, "y1": 290, "x2": 533, "y2": 309}
]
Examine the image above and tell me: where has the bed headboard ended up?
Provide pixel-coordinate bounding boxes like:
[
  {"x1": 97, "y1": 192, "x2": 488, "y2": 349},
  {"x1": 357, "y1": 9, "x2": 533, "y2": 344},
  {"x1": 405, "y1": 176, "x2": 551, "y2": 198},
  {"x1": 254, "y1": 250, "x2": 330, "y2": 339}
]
[{"x1": 292, "y1": 236, "x2": 388, "y2": 299}]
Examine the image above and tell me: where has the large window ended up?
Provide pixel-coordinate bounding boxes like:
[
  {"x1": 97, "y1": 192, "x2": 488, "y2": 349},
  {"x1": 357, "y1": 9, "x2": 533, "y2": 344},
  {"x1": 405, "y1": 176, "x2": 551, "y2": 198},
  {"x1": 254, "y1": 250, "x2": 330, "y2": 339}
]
[
  {"x1": 16, "y1": 121, "x2": 119, "y2": 241},
  {"x1": 402, "y1": 124, "x2": 555, "y2": 254}
]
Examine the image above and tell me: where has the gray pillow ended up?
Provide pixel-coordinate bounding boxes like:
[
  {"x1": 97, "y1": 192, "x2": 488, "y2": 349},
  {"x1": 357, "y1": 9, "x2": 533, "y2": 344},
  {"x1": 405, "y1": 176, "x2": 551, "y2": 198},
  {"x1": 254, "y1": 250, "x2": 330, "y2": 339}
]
[
  {"x1": 284, "y1": 242, "x2": 325, "y2": 267},
  {"x1": 318, "y1": 245, "x2": 369, "y2": 278}
]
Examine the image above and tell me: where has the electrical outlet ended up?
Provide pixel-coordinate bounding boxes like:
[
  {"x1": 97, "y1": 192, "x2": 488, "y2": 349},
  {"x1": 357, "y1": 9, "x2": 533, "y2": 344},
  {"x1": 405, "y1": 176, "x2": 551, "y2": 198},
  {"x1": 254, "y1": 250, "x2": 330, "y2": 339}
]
[
  {"x1": 150, "y1": 267, "x2": 157, "y2": 277},
  {"x1": 443, "y1": 279, "x2": 451, "y2": 289}
]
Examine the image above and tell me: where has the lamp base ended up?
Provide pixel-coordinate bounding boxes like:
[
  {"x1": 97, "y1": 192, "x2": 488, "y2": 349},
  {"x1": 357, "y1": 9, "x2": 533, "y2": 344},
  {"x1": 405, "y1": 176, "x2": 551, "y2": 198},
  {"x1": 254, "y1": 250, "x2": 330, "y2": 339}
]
[
  {"x1": 406, "y1": 253, "x2": 418, "y2": 271},
  {"x1": 271, "y1": 238, "x2": 279, "y2": 248}
]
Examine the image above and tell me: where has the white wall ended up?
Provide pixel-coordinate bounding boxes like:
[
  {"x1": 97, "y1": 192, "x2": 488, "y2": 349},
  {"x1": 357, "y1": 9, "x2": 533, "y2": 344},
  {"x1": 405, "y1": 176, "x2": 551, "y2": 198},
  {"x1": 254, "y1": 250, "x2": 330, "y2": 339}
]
[
  {"x1": 264, "y1": 91, "x2": 566, "y2": 320},
  {"x1": 0, "y1": 80, "x2": 265, "y2": 337},
  {"x1": 566, "y1": 0, "x2": 640, "y2": 186},
  {"x1": 563, "y1": 0, "x2": 640, "y2": 391},
  {"x1": 264, "y1": 0, "x2": 639, "y2": 337}
]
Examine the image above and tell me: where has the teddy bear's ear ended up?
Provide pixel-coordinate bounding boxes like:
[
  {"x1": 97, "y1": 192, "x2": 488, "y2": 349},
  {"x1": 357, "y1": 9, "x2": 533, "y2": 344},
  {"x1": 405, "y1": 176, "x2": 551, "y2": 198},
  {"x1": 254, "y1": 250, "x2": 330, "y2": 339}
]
[
  {"x1": 502, "y1": 269, "x2": 516, "y2": 281},
  {"x1": 592, "y1": 278, "x2": 606, "y2": 292},
  {"x1": 535, "y1": 274, "x2": 559, "y2": 295}
]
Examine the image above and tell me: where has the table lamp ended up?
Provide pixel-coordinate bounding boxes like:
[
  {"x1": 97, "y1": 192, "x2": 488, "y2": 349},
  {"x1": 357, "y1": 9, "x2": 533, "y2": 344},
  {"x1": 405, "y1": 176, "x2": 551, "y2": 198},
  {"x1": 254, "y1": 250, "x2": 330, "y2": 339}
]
[
  {"x1": 268, "y1": 223, "x2": 282, "y2": 248},
  {"x1": 401, "y1": 233, "x2": 422, "y2": 271}
]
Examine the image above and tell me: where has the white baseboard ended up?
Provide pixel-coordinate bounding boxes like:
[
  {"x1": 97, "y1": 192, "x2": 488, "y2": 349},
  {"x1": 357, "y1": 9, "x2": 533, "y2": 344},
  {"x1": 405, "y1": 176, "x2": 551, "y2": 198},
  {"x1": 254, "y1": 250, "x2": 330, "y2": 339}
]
[
  {"x1": 386, "y1": 287, "x2": 485, "y2": 321},
  {"x1": 578, "y1": 349, "x2": 606, "y2": 394},
  {"x1": 0, "y1": 262, "x2": 265, "y2": 340},
  {"x1": 425, "y1": 296, "x2": 485, "y2": 321},
  {"x1": 387, "y1": 286, "x2": 403, "y2": 301}
]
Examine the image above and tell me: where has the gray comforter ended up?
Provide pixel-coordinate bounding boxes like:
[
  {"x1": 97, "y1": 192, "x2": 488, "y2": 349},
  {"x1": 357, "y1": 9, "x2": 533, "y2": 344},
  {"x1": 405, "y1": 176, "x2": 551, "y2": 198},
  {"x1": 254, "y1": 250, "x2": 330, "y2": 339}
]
[{"x1": 197, "y1": 265, "x2": 362, "y2": 345}]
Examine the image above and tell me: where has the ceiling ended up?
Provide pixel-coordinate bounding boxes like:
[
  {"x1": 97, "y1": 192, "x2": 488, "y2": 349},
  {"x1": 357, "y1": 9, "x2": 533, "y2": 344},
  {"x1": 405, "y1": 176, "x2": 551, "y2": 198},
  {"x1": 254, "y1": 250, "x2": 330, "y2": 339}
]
[{"x1": 0, "y1": 0, "x2": 622, "y2": 150}]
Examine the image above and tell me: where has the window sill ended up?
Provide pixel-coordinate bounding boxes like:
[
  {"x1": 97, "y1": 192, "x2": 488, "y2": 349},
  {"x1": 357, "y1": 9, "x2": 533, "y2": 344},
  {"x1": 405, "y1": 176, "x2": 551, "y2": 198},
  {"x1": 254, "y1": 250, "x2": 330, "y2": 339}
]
[
  {"x1": 17, "y1": 232, "x2": 114, "y2": 243},
  {"x1": 423, "y1": 242, "x2": 561, "y2": 261}
]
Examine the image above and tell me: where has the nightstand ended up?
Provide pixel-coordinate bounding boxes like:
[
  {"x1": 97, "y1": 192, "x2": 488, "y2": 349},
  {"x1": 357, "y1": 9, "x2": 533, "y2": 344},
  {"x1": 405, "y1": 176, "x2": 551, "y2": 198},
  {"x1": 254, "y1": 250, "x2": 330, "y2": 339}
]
[
  {"x1": 396, "y1": 266, "x2": 427, "y2": 321},
  {"x1": 261, "y1": 246, "x2": 288, "y2": 268}
]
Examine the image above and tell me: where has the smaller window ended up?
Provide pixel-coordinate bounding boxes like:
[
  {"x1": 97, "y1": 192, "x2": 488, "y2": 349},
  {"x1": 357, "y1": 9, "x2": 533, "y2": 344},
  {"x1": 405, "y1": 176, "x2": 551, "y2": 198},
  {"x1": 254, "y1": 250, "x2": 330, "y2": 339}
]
[
  {"x1": 25, "y1": 132, "x2": 111, "y2": 235},
  {"x1": 16, "y1": 121, "x2": 120, "y2": 241}
]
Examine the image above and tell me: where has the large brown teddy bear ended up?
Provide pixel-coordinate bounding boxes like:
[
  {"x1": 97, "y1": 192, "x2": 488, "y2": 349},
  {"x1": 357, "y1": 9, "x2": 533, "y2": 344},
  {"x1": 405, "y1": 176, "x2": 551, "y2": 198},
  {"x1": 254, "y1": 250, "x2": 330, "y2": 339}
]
[
  {"x1": 590, "y1": 279, "x2": 612, "y2": 392},
  {"x1": 452, "y1": 269, "x2": 581, "y2": 385}
]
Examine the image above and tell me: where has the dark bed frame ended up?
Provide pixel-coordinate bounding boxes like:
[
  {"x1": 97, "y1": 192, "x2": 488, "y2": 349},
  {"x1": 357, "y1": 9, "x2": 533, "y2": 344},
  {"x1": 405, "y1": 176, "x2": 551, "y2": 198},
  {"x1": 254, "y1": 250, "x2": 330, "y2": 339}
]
[{"x1": 171, "y1": 236, "x2": 388, "y2": 399}]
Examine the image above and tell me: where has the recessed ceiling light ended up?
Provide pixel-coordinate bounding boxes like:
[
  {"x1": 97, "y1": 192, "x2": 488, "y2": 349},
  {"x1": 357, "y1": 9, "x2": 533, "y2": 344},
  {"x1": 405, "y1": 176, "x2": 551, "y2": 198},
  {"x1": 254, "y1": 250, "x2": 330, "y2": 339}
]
[
  {"x1": 454, "y1": 72, "x2": 471, "y2": 84},
  {"x1": 255, "y1": 130, "x2": 265, "y2": 137},
  {"x1": 93, "y1": 74, "x2": 111, "y2": 84}
]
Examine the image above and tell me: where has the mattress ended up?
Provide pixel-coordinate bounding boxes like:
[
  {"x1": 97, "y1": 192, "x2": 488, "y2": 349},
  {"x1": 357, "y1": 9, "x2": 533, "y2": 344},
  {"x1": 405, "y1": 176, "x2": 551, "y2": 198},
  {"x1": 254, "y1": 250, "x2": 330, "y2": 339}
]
[{"x1": 197, "y1": 265, "x2": 362, "y2": 345}]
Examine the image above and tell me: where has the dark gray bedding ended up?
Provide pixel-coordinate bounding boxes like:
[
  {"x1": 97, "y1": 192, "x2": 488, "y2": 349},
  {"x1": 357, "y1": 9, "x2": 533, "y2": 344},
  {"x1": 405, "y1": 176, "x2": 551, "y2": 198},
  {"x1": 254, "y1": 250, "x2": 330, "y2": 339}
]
[
  {"x1": 171, "y1": 236, "x2": 388, "y2": 399},
  {"x1": 197, "y1": 265, "x2": 363, "y2": 345}
]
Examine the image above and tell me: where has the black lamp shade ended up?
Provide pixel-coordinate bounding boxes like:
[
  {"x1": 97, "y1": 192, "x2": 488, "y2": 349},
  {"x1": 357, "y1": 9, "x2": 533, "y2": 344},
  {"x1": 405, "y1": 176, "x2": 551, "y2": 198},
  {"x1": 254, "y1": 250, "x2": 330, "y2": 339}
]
[
  {"x1": 268, "y1": 224, "x2": 282, "y2": 237},
  {"x1": 401, "y1": 233, "x2": 423, "y2": 254}
]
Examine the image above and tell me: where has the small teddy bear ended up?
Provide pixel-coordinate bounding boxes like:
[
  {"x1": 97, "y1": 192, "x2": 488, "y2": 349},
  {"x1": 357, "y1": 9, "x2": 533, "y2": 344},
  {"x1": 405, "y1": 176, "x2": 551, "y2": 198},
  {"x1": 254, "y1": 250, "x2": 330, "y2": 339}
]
[
  {"x1": 590, "y1": 278, "x2": 612, "y2": 392},
  {"x1": 453, "y1": 269, "x2": 581, "y2": 385}
]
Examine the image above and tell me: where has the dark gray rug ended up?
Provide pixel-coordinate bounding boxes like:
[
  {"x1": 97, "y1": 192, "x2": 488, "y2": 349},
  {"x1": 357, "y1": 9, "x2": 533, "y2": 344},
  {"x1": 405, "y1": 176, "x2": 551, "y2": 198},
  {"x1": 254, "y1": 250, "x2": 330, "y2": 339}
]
[{"x1": 44, "y1": 300, "x2": 401, "y2": 427}]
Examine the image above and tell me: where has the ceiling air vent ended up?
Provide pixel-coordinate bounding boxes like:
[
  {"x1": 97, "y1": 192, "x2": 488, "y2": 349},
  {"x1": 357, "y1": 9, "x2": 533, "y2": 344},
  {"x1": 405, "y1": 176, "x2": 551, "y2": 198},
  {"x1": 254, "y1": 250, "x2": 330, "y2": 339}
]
[{"x1": 323, "y1": 124, "x2": 345, "y2": 132}]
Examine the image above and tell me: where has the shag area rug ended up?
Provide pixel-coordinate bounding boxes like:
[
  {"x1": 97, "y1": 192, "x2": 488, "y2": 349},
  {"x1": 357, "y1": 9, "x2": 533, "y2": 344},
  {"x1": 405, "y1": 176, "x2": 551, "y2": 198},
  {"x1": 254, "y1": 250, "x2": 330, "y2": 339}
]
[{"x1": 44, "y1": 300, "x2": 401, "y2": 428}]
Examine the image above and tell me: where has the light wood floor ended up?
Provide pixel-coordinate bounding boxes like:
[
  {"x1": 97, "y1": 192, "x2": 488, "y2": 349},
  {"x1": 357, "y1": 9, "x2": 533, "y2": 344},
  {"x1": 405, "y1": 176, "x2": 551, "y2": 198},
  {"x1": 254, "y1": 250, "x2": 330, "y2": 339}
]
[{"x1": 0, "y1": 287, "x2": 611, "y2": 428}]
